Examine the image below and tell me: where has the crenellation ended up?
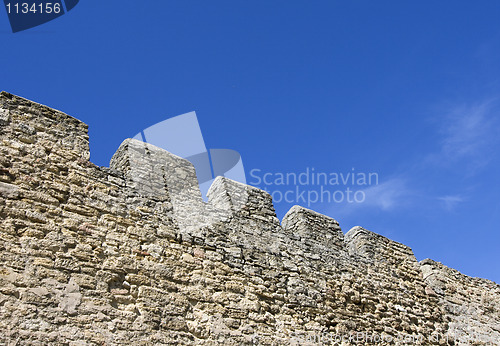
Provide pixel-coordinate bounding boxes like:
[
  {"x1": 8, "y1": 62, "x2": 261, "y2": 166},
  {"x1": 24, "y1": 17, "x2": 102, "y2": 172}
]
[
  {"x1": 0, "y1": 91, "x2": 90, "y2": 161},
  {"x1": 345, "y1": 226, "x2": 418, "y2": 267},
  {"x1": 420, "y1": 258, "x2": 500, "y2": 343},
  {"x1": 282, "y1": 205, "x2": 344, "y2": 254},
  {"x1": 208, "y1": 176, "x2": 279, "y2": 226},
  {"x1": 0, "y1": 92, "x2": 498, "y2": 345}
]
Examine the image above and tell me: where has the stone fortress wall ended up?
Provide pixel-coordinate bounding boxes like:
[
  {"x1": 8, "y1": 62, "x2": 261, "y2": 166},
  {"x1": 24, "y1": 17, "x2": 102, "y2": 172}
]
[{"x1": 0, "y1": 91, "x2": 499, "y2": 345}]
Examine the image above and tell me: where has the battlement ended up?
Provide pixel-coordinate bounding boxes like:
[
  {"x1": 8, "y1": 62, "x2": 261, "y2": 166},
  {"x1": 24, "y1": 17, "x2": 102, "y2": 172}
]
[
  {"x1": 0, "y1": 91, "x2": 89, "y2": 161},
  {"x1": 282, "y1": 205, "x2": 344, "y2": 253},
  {"x1": 345, "y1": 226, "x2": 417, "y2": 265},
  {"x1": 0, "y1": 92, "x2": 498, "y2": 345}
]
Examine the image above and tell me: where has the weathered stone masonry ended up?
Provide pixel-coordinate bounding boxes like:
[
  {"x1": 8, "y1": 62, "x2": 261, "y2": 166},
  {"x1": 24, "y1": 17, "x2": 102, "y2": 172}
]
[{"x1": 0, "y1": 91, "x2": 499, "y2": 345}]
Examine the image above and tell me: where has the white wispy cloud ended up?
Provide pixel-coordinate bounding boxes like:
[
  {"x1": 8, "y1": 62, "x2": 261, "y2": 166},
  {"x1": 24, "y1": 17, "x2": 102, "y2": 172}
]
[
  {"x1": 437, "y1": 195, "x2": 464, "y2": 212},
  {"x1": 361, "y1": 178, "x2": 410, "y2": 211},
  {"x1": 332, "y1": 177, "x2": 412, "y2": 215},
  {"x1": 324, "y1": 99, "x2": 498, "y2": 216},
  {"x1": 432, "y1": 99, "x2": 499, "y2": 169}
]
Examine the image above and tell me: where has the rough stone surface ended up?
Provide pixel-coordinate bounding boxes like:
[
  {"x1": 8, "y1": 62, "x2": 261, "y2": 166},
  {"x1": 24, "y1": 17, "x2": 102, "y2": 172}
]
[{"x1": 0, "y1": 91, "x2": 499, "y2": 345}]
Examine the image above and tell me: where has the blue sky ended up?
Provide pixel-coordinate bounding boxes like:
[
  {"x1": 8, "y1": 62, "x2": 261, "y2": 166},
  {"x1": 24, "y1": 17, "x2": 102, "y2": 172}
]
[{"x1": 1, "y1": 1, "x2": 499, "y2": 283}]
